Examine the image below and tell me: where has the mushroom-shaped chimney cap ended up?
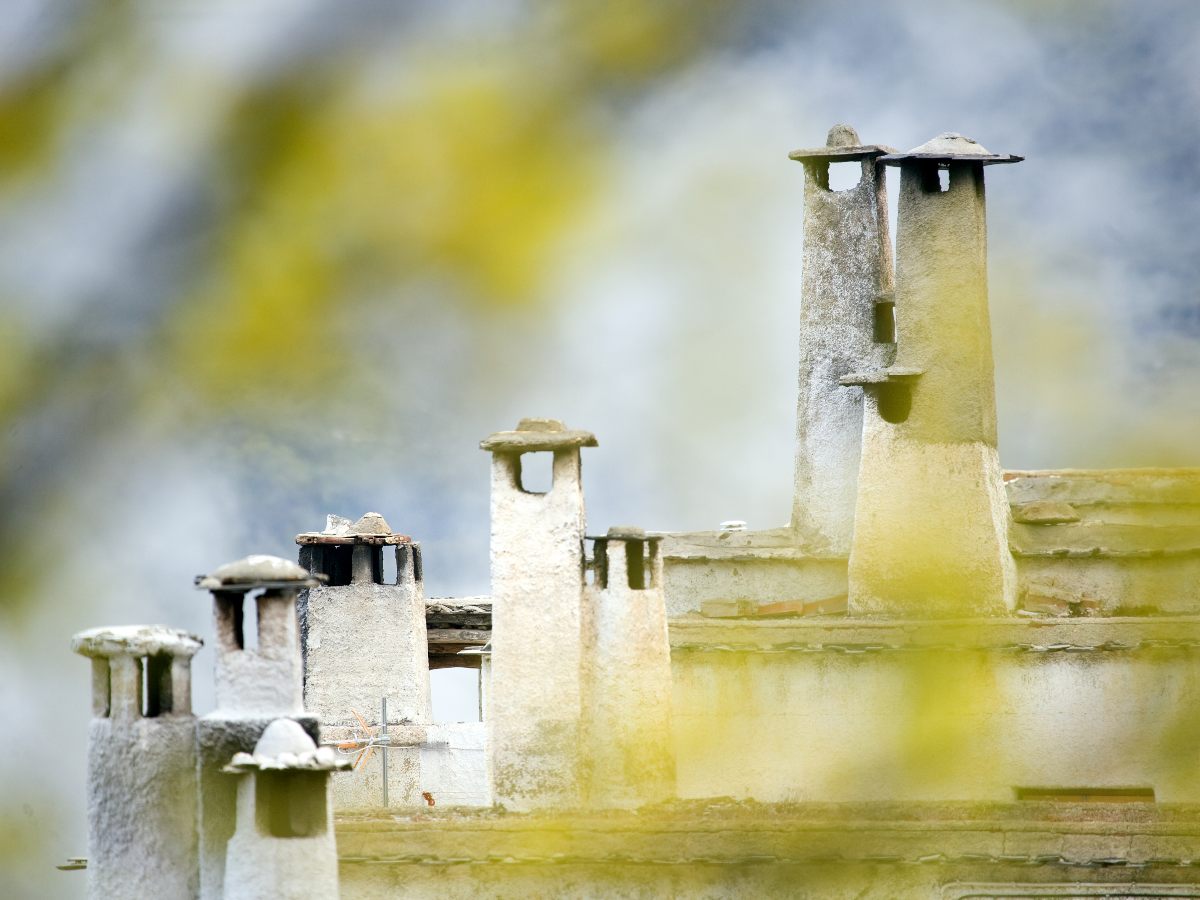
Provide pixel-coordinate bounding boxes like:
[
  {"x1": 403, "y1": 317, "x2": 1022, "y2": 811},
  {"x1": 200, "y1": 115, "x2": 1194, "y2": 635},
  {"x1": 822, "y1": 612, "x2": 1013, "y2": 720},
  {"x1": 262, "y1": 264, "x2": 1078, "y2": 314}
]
[
  {"x1": 195, "y1": 554, "x2": 325, "y2": 592},
  {"x1": 72, "y1": 624, "x2": 203, "y2": 659},
  {"x1": 256, "y1": 717, "x2": 316, "y2": 756},
  {"x1": 789, "y1": 123, "x2": 896, "y2": 162},
  {"x1": 880, "y1": 132, "x2": 1023, "y2": 166},
  {"x1": 480, "y1": 418, "x2": 598, "y2": 453},
  {"x1": 222, "y1": 718, "x2": 351, "y2": 773}
]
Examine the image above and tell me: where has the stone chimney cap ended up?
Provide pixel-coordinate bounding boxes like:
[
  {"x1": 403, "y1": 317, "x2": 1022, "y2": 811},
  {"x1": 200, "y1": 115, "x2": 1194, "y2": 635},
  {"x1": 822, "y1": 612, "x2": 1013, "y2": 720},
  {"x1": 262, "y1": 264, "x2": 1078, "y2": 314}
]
[
  {"x1": 586, "y1": 525, "x2": 662, "y2": 542},
  {"x1": 789, "y1": 123, "x2": 895, "y2": 162},
  {"x1": 480, "y1": 418, "x2": 598, "y2": 453},
  {"x1": 607, "y1": 525, "x2": 645, "y2": 539},
  {"x1": 223, "y1": 718, "x2": 352, "y2": 773},
  {"x1": 881, "y1": 132, "x2": 1023, "y2": 166},
  {"x1": 351, "y1": 511, "x2": 391, "y2": 535},
  {"x1": 840, "y1": 366, "x2": 924, "y2": 386},
  {"x1": 72, "y1": 624, "x2": 203, "y2": 659},
  {"x1": 195, "y1": 554, "x2": 325, "y2": 591},
  {"x1": 296, "y1": 512, "x2": 413, "y2": 545}
]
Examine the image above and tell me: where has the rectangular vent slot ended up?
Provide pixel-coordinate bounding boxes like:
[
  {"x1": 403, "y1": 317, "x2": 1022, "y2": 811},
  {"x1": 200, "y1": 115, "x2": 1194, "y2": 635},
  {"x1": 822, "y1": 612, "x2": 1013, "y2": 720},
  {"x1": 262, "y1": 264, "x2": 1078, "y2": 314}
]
[{"x1": 873, "y1": 300, "x2": 896, "y2": 343}]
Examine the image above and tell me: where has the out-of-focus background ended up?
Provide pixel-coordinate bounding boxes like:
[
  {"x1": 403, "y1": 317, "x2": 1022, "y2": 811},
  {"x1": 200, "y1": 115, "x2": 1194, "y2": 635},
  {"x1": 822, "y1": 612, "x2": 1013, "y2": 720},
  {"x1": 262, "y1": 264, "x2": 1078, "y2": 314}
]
[{"x1": 0, "y1": 1, "x2": 1197, "y2": 895}]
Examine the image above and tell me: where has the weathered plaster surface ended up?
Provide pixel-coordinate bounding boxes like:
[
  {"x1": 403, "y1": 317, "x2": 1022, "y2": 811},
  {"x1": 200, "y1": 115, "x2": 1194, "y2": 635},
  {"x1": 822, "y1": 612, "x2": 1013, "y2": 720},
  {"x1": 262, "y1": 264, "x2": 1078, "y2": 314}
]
[
  {"x1": 581, "y1": 539, "x2": 674, "y2": 808},
  {"x1": 196, "y1": 716, "x2": 320, "y2": 900},
  {"x1": 849, "y1": 155, "x2": 1016, "y2": 615},
  {"x1": 663, "y1": 555, "x2": 847, "y2": 615},
  {"x1": 292, "y1": 515, "x2": 436, "y2": 811},
  {"x1": 322, "y1": 723, "x2": 425, "y2": 809},
  {"x1": 72, "y1": 625, "x2": 203, "y2": 899},
  {"x1": 850, "y1": 430, "x2": 1015, "y2": 616},
  {"x1": 487, "y1": 442, "x2": 588, "y2": 810},
  {"x1": 335, "y1": 803, "x2": 1200, "y2": 899},
  {"x1": 224, "y1": 811, "x2": 339, "y2": 900},
  {"x1": 669, "y1": 620, "x2": 1200, "y2": 803},
  {"x1": 884, "y1": 164, "x2": 999, "y2": 444},
  {"x1": 1016, "y1": 556, "x2": 1200, "y2": 614},
  {"x1": 301, "y1": 583, "x2": 430, "y2": 725},
  {"x1": 300, "y1": 580, "x2": 431, "y2": 810},
  {"x1": 791, "y1": 128, "x2": 894, "y2": 556},
  {"x1": 1006, "y1": 470, "x2": 1200, "y2": 614},
  {"x1": 211, "y1": 590, "x2": 306, "y2": 717},
  {"x1": 86, "y1": 716, "x2": 199, "y2": 900},
  {"x1": 222, "y1": 720, "x2": 346, "y2": 900},
  {"x1": 420, "y1": 723, "x2": 490, "y2": 807}
]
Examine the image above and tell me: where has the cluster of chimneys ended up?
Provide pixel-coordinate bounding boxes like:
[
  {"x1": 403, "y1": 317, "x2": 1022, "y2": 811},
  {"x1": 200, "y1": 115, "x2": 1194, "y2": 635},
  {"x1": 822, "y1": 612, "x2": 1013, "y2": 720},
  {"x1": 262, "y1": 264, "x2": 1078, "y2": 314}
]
[
  {"x1": 789, "y1": 126, "x2": 1022, "y2": 615},
  {"x1": 69, "y1": 125, "x2": 1026, "y2": 898},
  {"x1": 71, "y1": 416, "x2": 676, "y2": 899},
  {"x1": 73, "y1": 557, "x2": 349, "y2": 900}
]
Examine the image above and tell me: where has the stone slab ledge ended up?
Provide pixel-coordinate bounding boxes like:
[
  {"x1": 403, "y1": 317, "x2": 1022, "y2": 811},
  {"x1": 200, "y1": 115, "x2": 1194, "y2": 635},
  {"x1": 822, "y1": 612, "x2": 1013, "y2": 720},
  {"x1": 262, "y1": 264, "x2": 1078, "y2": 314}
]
[
  {"x1": 667, "y1": 616, "x2": 1200, "y2": 653},
  {"x1": 335, "y1": 800, "x2": 1200, "y2": 868}
]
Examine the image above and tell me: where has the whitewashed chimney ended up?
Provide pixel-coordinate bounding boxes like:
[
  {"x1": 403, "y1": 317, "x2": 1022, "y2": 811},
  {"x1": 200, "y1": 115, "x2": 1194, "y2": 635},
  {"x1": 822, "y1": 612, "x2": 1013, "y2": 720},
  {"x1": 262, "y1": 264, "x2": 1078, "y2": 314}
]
[
  {"x1": 582, "y1": 526, "x2": 674, "y2": 808},
  {"x1": 193, "y1": 555, "x2": 323, "y2": 900},
  {"x1": 789, "y1": 124, "x2": 895, "y2": 557},
  {"x1": 296, "y1": 511, "x2": 431, "y2": 810},
  {"x1": 72, "y1": 625, "x2": 203, "y2": 900},
  {"x1": 845, "y1": 133, "x2": 1021, "y2": 615},
  {"x1": 480, "y1": 418, "x2": 595, "y2": 810},
  {"x1": 221, "y1": 718, "x2": 350, "y2": 900}
]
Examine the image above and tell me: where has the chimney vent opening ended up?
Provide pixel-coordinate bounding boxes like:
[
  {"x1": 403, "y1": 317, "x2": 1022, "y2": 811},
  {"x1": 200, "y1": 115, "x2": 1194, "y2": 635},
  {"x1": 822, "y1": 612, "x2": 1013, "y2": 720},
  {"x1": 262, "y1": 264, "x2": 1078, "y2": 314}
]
[
  {"x1": 518, "y1": 452, "x2": 554, "y2": 494},
  {"x1": 874, "y1": 301, "x2": 896, "y2": 343},
  {"x1": 828, "y1": 162, "x2": 861, "y2": 192},
  {"x1": 877, "y1": 382, "x2": 912, "y2": 424}
]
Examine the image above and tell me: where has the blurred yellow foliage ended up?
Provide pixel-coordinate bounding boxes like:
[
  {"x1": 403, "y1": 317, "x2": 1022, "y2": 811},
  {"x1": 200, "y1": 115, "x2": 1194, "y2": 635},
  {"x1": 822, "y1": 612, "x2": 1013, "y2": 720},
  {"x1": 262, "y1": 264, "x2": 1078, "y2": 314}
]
[
  {"x1": 159, "y1": 1, "x2": 735, "y2": 409},
  {"x1": 0, "y1": 66, "x2": 64, "y2": 178}
]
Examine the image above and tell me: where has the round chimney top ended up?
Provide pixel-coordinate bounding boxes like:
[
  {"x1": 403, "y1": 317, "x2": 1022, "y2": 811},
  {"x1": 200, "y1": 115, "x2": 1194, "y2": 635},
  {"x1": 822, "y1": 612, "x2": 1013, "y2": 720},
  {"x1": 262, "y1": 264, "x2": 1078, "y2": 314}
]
[
  {"x1": 789, "y1": 123, "x2": 895, "y2": 162},
  {"x1": 481, "y1": 418, "x2": 598, "y2": 453},
  {"x1": 72, "y1": 624, "x2": 203, "y2": 659},
  {"x1": 881, "y1": 132, "x2": 1022, "y2": 166},
  {"x1": 195, "y1": 554, "x2": 324, "y2": 592}
]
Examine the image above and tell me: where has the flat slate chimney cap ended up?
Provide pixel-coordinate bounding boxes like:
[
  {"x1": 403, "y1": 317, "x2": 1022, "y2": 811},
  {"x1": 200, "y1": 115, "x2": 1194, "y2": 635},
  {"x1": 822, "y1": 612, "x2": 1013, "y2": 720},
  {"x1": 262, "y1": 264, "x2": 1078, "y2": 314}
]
[
  {"x1": 587, "y1": 525, "x2": 662, "y2": 542},
  {"x1": 195, "y1": 554, "x2": 325, "y2": 592},
  {"x1": 881, "y1": 132, "x2": 1023, "y2": 166},
  {"x1": 789, "y1": 123, "x2": 895, "y2": 162},
  {"x1": 481, "y1": 417, "x2": 598, "y2": 453},
  {"x1": 72, "y1": 624, "x2": 203, "y2": 659},
  {"x1": 295, "y1": 511, "x2": 413, "y2": 546},
  {"x1": 840, "y1": 366, "x2": 925, "y2": 386}
]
